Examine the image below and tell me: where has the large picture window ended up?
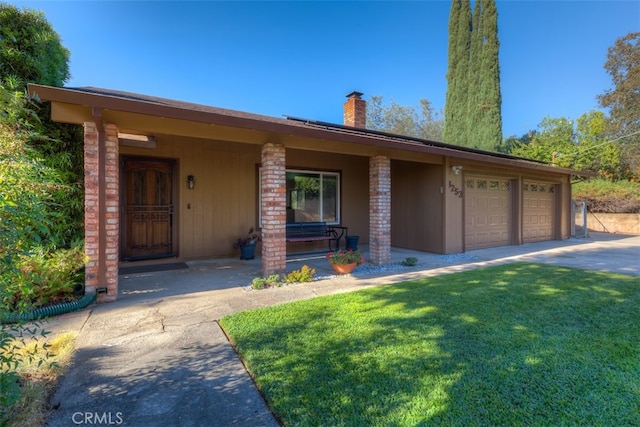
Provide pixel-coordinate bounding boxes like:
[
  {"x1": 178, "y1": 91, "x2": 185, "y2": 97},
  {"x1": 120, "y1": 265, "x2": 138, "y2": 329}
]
[{"x1": 286, "y1": 170, "x2": 339, "y2": 224}]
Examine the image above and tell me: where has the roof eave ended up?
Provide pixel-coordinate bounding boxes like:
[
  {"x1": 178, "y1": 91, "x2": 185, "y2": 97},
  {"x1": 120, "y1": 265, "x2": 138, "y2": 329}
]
[{"x1": 27, "y1": 84, "x2": 586, "y2": 177}]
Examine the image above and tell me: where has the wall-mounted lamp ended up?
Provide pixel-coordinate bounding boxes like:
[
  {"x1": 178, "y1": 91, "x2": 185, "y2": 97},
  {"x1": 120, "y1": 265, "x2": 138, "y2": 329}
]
[
  {"x1": 187, "y1": 175, "x2": 195, "y2": 189},
  {"x1": 451, "y1": 165, "x2": 463, "y2": 175}
]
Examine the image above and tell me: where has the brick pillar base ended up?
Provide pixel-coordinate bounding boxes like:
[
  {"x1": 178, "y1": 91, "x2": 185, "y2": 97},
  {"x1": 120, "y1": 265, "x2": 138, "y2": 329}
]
[
  {"x1": 261, "y1": 143, "x2": 287, "y2": 276},
  {"x1": 369, "y1": 155, "x2": 391, "y2": 265}
]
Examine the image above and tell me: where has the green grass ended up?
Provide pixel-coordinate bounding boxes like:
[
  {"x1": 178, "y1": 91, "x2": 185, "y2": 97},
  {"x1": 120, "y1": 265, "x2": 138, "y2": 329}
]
[{"x1": 220, "y1": 263, "x2": 640, "y2": 426}]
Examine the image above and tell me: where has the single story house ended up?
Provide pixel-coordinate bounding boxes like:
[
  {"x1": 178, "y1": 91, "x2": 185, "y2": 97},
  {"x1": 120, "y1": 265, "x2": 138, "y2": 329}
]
[{"x1": 28, "y1": 84, "x2": 579, "y2": 302}]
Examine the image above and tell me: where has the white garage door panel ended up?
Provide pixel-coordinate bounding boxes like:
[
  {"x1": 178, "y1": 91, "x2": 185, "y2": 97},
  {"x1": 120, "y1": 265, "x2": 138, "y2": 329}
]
[
  {"x1": 523, "y1": 182, "x2": 555, "y2": 242},
  {"x1": 465, "y1": 177, "x2": 512, "y2": 250}
]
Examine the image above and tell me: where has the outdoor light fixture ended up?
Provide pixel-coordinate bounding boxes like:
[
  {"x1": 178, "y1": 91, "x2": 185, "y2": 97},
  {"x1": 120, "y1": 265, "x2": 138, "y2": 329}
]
[
  {"x1": 451, "y1": 165, "x2": 463, "y2": 175},
  {"x1": 187, "y1": 175, "x2": 195, "y2": 189}
]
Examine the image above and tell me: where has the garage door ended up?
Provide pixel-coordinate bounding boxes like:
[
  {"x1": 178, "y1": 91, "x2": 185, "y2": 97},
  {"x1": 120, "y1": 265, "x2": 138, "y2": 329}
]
[
  {"x1": 464, "y1": 177, "x2": 512, "y2": 250},
  {"x1": 523, "y1": 181, "x2": 556, "y2": 242}
]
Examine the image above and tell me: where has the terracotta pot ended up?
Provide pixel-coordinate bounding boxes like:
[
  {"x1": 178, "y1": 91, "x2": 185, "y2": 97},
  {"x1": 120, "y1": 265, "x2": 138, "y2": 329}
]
[{"x1": 331, "y1": 262, "x2": 357, "y2": 275}]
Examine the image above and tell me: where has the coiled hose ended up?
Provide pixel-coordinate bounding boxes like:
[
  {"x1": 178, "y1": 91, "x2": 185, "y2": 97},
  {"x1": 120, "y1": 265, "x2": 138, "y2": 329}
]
[{"x1": 0, "y1": 293, "x2": 97, "y2": 324}]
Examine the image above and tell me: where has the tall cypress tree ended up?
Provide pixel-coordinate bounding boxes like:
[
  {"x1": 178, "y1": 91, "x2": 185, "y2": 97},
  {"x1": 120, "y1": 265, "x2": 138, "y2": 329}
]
[
  {"x1": 466, "y1": 0, "x2": 483, "y2": 146},
  {"x1": 444, "y1": 0, "x2": 502, "y2": 150},
  {"x1": 443, "y1": 0, "x2": 471, "y2": 145},
  {"x1": 475, "y1": 0, "x2": 502, "y2": 150}
]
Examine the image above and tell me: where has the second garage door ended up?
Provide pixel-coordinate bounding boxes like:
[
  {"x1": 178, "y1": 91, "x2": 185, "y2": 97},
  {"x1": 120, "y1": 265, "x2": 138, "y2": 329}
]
[
  {"x1": 523, "y1": 181, "x2": 556, "y2": 242},
  {"x1": 464, "y1": 177, "x2": 512, "y2": 250}
]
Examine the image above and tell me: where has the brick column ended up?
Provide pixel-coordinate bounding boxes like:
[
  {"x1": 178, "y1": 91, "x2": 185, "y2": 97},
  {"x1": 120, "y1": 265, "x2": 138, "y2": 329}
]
[
  {"x1": 103, "y1": 124, "x2": 119, "y2": 301},
  {"x1": 84, "y1": 122, "x2": 99, "y2": 296},
  {"x1": 261, "y1": 143, "x2": 287, "y2": 276},
  {"x1": 369, "y1": 155, "x2": 391, "y2": 265},
  {"x1": 84, "y1": 122, "x2": 119, "y2": 302}
]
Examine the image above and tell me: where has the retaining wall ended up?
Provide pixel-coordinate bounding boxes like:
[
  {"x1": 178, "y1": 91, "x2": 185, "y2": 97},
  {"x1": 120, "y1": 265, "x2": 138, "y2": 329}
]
[{"x1": 575, "y1": 212, "x2": 640, "y2": 235}]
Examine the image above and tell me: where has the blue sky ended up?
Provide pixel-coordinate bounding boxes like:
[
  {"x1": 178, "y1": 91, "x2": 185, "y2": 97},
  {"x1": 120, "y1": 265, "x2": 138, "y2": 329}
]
[{"x1": 11, "y1": 0, "x2": 640, "y2": 138}]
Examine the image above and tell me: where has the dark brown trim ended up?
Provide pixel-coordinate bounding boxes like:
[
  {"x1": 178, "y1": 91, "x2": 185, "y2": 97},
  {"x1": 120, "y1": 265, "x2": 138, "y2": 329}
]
[{"x1": 28, "y1": 84, "x2": 584, "y2": 177}]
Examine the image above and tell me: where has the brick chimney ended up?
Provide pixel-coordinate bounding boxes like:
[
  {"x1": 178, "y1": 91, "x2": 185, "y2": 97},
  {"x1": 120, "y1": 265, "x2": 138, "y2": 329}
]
[{"x1": 343, "y1": 91, "x2": 366, "y2": 128}]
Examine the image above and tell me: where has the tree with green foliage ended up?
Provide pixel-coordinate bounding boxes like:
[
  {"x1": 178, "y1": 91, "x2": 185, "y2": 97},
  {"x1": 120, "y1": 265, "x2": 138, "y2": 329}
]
[
  {"x1": 496, "y1": 130, "x2": 535, "y2": 154},
  {"x1": 444, "y1": 0, "x2": 471, "y2": 145},
  {"x1": 0, "y1": 3, "x2": 83, "y2": 247},
  {"x1": 0, "y1": 87, "x2": 55, "y2": 423},
  {"x1": 597, "y1": 32, "x2": 640, "y2": 179},
  {"x1": 473, "y1": 0, "x2": 502, "y2": 150},
  {"x1": 511, "y1": 112, "x2": 620, "y2": 178},
  {"x1": 0, "y1": 3, "x2": 70, "y2": 88},
  {"x1": 444, "y1": 0, "x2": 502, "y2": 151},
  {"x1": 367, "y1": 96, "x2": 444, "y2": 141}
]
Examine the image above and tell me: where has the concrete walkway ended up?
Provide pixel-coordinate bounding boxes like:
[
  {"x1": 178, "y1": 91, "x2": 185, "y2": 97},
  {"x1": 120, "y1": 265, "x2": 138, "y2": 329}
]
[{"x1": 43, "y1": 233, "x2": 639, "y2": 426}]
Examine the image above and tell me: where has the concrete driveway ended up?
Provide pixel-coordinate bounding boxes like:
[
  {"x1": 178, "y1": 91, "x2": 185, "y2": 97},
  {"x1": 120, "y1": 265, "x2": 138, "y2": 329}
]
[{"x1": 43, "y1": 233, "x2": 639, "y2": 426}]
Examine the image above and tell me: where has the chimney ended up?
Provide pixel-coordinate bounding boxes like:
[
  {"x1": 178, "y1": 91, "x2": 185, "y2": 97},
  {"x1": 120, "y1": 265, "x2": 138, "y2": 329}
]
[{"x1": 343, "y1": 91, "x2": 366, "y2": 128}]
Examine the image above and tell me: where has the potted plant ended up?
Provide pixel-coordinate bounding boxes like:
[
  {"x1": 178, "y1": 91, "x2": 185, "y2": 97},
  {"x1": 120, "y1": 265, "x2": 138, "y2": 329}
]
[
  {"x1": 233, "y1": 227, "x2": 261, "y2": 260},
  {"x1": 326, "y1": 249, "x2": 364, "y2": 274}
]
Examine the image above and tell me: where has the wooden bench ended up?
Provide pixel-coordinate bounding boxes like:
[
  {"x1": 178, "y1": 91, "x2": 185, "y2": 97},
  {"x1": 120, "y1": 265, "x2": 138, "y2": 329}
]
[{"x1": 286, "y1": 222, "x2": 345, "y2": 252}]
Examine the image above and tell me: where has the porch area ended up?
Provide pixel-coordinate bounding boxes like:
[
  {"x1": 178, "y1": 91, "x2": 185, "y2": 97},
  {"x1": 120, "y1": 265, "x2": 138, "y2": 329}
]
[
  {"x1": 116, "y1": 245, "x2": 465, "y2": 303},
  {"x1": 115, "y1": 233, "x2": 640, "y2": 304}
]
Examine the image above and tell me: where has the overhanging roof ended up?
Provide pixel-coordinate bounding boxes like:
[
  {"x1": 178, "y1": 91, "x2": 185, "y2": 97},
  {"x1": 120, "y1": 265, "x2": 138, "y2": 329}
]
[{"x1": 27, "y1": 84, "x2": 584, "y2": 176}]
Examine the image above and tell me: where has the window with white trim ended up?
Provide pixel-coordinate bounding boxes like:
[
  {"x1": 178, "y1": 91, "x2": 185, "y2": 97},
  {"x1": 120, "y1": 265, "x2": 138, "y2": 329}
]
[{"x1": 286, "y1": 170, "x2": 340, "y2": 224}]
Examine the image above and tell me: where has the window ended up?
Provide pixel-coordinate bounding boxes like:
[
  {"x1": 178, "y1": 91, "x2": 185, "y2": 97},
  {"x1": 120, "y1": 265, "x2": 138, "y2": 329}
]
[{"x1": 286, "y1": 170, "x2": 339, "y2": 224}]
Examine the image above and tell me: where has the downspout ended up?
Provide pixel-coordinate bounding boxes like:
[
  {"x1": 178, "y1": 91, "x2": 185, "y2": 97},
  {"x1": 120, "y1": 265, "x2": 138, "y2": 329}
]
[{"x1": 92, "y1": 107, "x2": 108, "y2": 292}]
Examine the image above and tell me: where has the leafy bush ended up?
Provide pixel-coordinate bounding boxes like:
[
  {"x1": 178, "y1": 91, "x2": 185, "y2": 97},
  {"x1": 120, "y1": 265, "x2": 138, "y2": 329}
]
[
  {"x1": 285, "y1": 265, "x2": 316, "y2": 283},
  {"x1": 251, "y1": 266, "x2": 317, "y2": 289},
  {"x1": 401, "y1": 257, "x2": 418, "y2": 267},
  {"x1": 0, "y1": 322, "x2": 52, "y2": 425},
  {"x1": 251, "y1": 274, "x2": 282, "y2": 290},
  {"x1": 573, "y1": 179, "x2": 640, "y2": 213},
  {"x1": 2, "y1": 245, "x2": 86, "y2": 311}
]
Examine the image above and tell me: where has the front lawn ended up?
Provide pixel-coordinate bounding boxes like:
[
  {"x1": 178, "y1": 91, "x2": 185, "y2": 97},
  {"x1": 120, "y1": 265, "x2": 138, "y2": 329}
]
[{"x1": 220, "y1": 263, "x2": 640, "y2": 426}]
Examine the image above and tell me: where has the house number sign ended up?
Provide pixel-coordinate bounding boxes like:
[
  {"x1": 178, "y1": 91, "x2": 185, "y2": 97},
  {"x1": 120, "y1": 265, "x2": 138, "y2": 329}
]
[{"x1": 448, "y1": 180, "x2": 463, "y2": 198}]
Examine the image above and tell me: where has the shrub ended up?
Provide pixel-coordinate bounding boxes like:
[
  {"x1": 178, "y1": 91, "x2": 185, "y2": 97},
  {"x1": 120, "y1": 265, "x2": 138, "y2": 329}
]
[
  {"x1": 251, "y1": 274, "x2": 281, "y2": 290},
  {"x1": 285, "y1": 265, "x2": 316, "y2": 283},
  {"x1": 573, "y1": 179, "x2": 640, "y2": 213},
  {"x1": 0, "y1": 322, "x2": 52, "y2": 425},
  {"x1": 401, "y1": 257, "x2": 418, "y2": 267},
  {"x1": 2, "y1": 245, "x2": 86, "y2": 311}
]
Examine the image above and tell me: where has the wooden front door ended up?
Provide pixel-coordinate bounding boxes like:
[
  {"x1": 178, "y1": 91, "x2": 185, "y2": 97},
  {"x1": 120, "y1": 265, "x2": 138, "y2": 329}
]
[{"x1": 122, "y1": 158, "x2": 176, "y2": 260}]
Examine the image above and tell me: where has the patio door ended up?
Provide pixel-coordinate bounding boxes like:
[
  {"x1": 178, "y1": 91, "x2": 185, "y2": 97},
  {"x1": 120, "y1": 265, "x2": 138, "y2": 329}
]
[{"x1": 122, "y1": 158, "x2": 176, "y2": 260}]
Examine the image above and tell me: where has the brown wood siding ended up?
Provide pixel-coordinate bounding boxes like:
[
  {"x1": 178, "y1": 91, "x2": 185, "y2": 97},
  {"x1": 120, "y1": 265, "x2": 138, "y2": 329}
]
[
  {"x1": 121, "y1": 135, "x2": 262, "y2": 259},
  {"x1": 286, "y1": 149, "x2": 370, "y2": 250},
  {"x1": 120, "y1": 140, "x2": 370, "y2": 259},
  {"x1": 391, "y1": 161, "x2": 443, "y2": 253}
]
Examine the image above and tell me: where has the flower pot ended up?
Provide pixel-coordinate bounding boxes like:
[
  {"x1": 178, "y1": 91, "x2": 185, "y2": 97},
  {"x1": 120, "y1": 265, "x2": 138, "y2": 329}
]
[
  {"x1": 239, "y1": 242, "x2": 257, "y2": 260},
  {"x1": 345, "y1": 235, "x2": 359, "y2": 251},
  {"x1": 331, "y1": 262, "x2": 357, "y2": 275}
]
